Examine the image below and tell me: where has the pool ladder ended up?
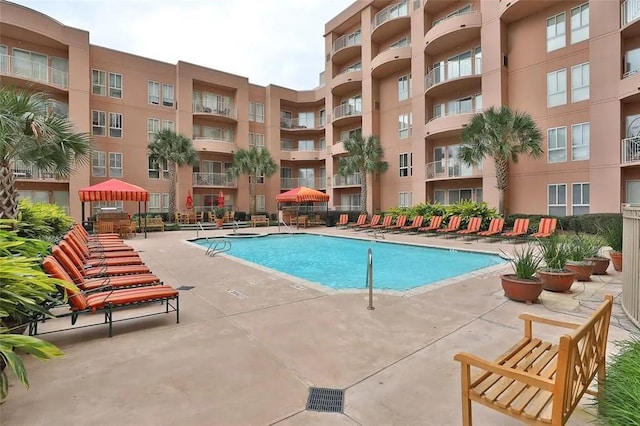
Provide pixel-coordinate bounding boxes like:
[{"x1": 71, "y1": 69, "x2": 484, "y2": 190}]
[
  {"x1": 366, "y1": 248, "x2": 374, "y2": 310},
  {"x1": 206, "y1": 239, "x2": 232, "y2": 257}
]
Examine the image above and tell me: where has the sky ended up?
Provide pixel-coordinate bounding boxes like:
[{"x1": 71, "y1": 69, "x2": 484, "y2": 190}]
[{"x1": 10, "y1": 0, "x2": 355, "y2": 90}]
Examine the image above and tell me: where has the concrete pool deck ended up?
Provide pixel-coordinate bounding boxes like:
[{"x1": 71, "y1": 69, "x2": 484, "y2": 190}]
[{"x1": 2, "y1": 227, "x2": 635, "y2": 425}]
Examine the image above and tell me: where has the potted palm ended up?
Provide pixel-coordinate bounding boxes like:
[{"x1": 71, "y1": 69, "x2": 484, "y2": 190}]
[
  {"x1": 213, "y1": 207, "x2": 226, "y2": 228},
  {"x1": 564, "y1": 235, "x2": 595, "y2": 281},
  {"x1": 536, "y1": 234, "x2": 575, "y2": 292},
  {"x1": 599, "y1": 217, "x2": 623, "y2": 272},
  {"x1": 501, "y1": 245, "x2": 543, "y2": 304}
]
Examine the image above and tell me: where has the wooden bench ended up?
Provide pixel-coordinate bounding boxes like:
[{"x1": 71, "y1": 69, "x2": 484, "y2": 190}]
[
  {"x1": 136, "y1": 217, "x2": 165, "y2": 232},
  {"x1": 251, "y1": 214, "x2": 269, "y2": 227},
  {"x1": 454, "y1": 295, "x2": 613, "y2": 425}
]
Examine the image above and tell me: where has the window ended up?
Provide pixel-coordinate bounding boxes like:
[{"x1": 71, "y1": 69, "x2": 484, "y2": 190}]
[
  {"x1": 162, "y1": 84, "x2": 174, "y2": 107},
  {"x1": 625, "y1": 48, "x2": 640, "y2": 77},
  {"x1": 399, "y1": 113, "x2": 412, "y2": 139},
  {"x1": 319, "y1": 137, "x2": 326, "y2": 150},
  {"x1": 280, "y1": 110, "x2": 292, "y2": 128},
  {"x1": 298, "y1": 168, "x2": 314, "y2": 187},
  {"x1": 0, "y1": 45, "x2": 7, "y2": 74},
  {"x1": 249, "y1": 102, "x2": 265, "y2": 122},
  {"x1": 92, "y1": 151, "x2": 106, "y2": 177},
  {"x1": 51, "y1": 57, "x2": 68, "y2": 88},
  {"x1": 475, "y1": 188, "x2": 483, "y2": 203},
  {"x1": 162, "y1": 120, "x2": 174, "y2": 132},
  {"x1": 547, "y1": 69, "x2": 567, "y2": 107},
  {"x1": 571, "y1": 63, "x2": 589, "y2": 102},
  {"x1": 548, "y1": 127, "x2": 567, "y2": 163},
  {"x1": 547, "y1": 12, "x2": 566, "y2": 52},
  {"x1": 92, "y1": 110, "x2": 106, "y2": 136},
  {"x1": 447, "y1": 51, "x2": 472, "y2": 79},
  {"x1": 570, "y1": 3, "x2": 589, "y2": 44},
  {"x1": 434, "y1": 190, "x2": 445, "y2": 204},
  {"x1": 390, "y1": 36, "x2": 410, "y2": 48},
  {"x1": 399, "y1": 192, "x2": 412, "y2": 208},
  {"x1": 108, "y1": 72, "x2": 122, "y2": 98},
  {"x1": 399, "y1": 153, "x2": 412, "y2": 177},
  {"x1": 572, "y1": 183, "x2": 589, "y2": 215},
  {"x1": 147, "y1": 118, "x2": 160, "y2": 142},
  {"x1": 571, "y1": 122, "x2": 590, "y2": 161},
  {"x1": 340, "y1": 61, "x2": 361, "y2": 74},
  {"x1": 433, "y1": 104, "x2": 444, "y2": 119},
  {"x1": 256, "y1": 195, "x2": 266, "y2": 212},
  {"x1": 249, "y1": 133, "x2": 265, "y2": 147},
  {"x1": 448, "y1": 189, "x2": 473, "y2": 204},
  {"x1": 281, "y1": 139, "x2": 293, "y2": 150},
  {"x1": 148, "y1": 157, "x2": 159, "y2": 179},
  {"x1": 340, "y1": 194, "x2": 361, "y2": 211},
  {"x1": 298, "y1": 140, "x2": 315, "y2": 151},
  {"x1": 109, "y1": 152, "x2": 123, "y2": 177},
  {"x1": 298, "y1": 112, "x2": 315, "y2": 128},
  {"x1": 148, "y1": 81, "x2": 160, "y2": 105},
  {"x1": 109, "y1": 113, "x2": 122, "y2": 138},
  {"x1": 12, "y1": 48, "x2": 46, "y2": 81},
  {"x1": 149, "y1": 193, "x2": 161, "y2": 213},
  {"x1": 548, "y1": 184, "x2": 567, "y2": 216},
  {"x1": 319, "y1": 110, "x2": 326, "y2": 127},
  {"x1": 162, "y1": 193, "x2": 169, "y2": 211},
  {"x1": 398, "y1": 75, "x2": 410, "y2": 101},
  {"x1": 92, "y1": 69, "x2": 106, "y2": 96}
]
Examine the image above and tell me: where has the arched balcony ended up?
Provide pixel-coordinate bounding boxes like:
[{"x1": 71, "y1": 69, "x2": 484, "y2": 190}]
[
  {"x1": 371, "y1": 46, "x2": 412, "y2": 79},
  {"x1": 332, "y1": 30, "x2": 362, "y2": 65},
  {"x1": 499, "y1": 0, "x2": 563, "y2": 24},
  {"x1": 424, "y1": 111, "x2": 478, "y2": 139},
  {"x1": 424, "y1": 57, "x2": 482, "y2": 97},
  {"x1": 424, "y1": 11, "x2": 481, "y2": 56},
  {"x1": 332, "y1": 70, "x2": 363, "y2": 96},
  {"x1": 371, "y1": 0, "x2": 411, "y2": 43},
  {"x1": 332, "y1": 104, "x2": 362, "y2": 127}
]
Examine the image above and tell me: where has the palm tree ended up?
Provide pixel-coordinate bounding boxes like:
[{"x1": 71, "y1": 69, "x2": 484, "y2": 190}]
[
  {"x1": 148, "y1": 129, "x2": 198, "y2": 215},
  {"x1": 0, "y1": 87, "x2": 92, "y2": 219},
  {"x1": 338, "y1": 134, "x2": 388, "y2": 214},
  {"x1": 459, "y1": 106, "x2": 543, "y2": 216},
  {"x1": 227, "y1": 146, "x2": 277, "y2": 215}
]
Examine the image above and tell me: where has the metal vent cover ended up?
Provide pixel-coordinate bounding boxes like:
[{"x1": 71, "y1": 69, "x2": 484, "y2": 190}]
[
  {"x1": 306, "y1": 387, "x2": 344, "y2": 413},
  {"x1": 176, "y1": 285, "x2": 195, "y2": 291}
]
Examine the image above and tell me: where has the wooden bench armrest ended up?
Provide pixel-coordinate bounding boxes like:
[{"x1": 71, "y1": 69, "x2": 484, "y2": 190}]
[
  {"x1": 454, "y1": 352, "x2": 555, "y2": 392},
  {"x1": 519, "y1": 313, "x2": 581, "y2": 329}
]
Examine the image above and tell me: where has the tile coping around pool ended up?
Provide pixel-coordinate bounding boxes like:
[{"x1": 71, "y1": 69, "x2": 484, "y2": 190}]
[{"x1": 186, "y1": 232, "x2": 511, "y2": 297}]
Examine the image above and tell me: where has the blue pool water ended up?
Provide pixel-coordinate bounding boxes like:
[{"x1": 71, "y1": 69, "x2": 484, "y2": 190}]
[{"x1": 194, "y1": 234, "x2": 505, "y2": 291}]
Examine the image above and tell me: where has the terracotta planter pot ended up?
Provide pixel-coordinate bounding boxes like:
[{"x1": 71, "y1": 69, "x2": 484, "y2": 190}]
[
  {"x1": 610, "y1": 251, "x2": 622, "y2": 272},
  {"x1": 501, "y1": 275, "x2": 543, "y2": 305},
  {"x1": 565, "y1": 262, "x2": 593, "y2": 282},
  {"x1": 584, "y1": 257, "x2": 610, "y2": 275},
  {"x1": 537, "y1": 269, "x2": 576, "y2": 293},
  {"x1": 215, "y1": 219, "x2": 224, "y2": 228}
]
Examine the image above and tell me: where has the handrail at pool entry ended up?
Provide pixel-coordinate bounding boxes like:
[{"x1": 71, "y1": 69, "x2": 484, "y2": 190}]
[
  {"x1": 366, "y1": 248, "x2": 374, "y2": 310},
  {"x1": 206, "y1": 239, "x2": 232, "y2": 257},
  {"x1": 196, "y1": 221, "x2": 207, "y2": 240}
]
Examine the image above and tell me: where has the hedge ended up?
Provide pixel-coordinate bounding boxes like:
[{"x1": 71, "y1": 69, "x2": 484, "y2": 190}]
[{"x1": 505, "y1": 213, "x2": 622, "y2": 234}]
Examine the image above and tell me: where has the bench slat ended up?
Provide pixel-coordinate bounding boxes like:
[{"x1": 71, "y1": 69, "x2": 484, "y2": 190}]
[{"x1": 470, "y1": 337, "x2": 531, "y2": 388}]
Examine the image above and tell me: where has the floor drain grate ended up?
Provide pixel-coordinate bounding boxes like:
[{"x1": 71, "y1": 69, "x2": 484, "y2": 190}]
[
  {"x1": 306, "y1": 387, "x2": 344, "y2": 413},
  {"x1": 176, "y1": 285, "x2": 195, "y2": 291}
]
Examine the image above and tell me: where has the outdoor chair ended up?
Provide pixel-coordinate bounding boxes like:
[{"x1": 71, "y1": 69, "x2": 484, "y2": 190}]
[
  {"x1": 336, "y1": 214, "x2": 349, "y2": 228},
  {"x1": 59, "y1": 240, "x2": 143, "y2": 267},
  {"x1": 370, "y1": 215, "x2": 393, "y2": 229},
  {"x1": 384, "y1": 215, "x2": 407, "y2": 232},
  {"x1": 357, "y1": 214, "x2": 381, "y2": 230},
  {"x1": 417, "y1": 216, "x2": 443, "y2": 234},
  {"x1": 477, "y1": 218, "x2": 505, "y2": 239},
  {"x1": 436, "y1": 216, "x2": 462, "y2": 235},
  {"x1": 64, "y1": 233, "x2": 139, "y2": 261},
  {"x1": 456, "y1": 217, "x2": 482, "y2": 238},
  {"x1": 347, "y1": 214, "x2": 368, "y2": 229},
  {"x1": 401, "y1": 215, "x2": 424, "y2": 232},
  {"x1": 52, "y1": 245, "x2": 151, "y2": 283},
  {"x1": 530, "y1": 217, "x2": 557, "y2": 238},
  {"x1": 501, "y1": 218, "x2": 530, "y2": 239}
]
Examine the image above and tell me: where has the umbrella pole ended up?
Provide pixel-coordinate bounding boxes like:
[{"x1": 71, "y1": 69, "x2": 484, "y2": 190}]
[
  {"x1": 144, "y1": 202, "x2": 147, "y2": 238},
  {"x1": 81, "y1": 201, "x2": 85, "y2": 226},
  {"x1": 137, "y1": 202, "x2": 141, "y2": 233}
]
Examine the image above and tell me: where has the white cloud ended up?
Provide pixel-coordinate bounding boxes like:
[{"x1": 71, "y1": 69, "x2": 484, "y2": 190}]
[{"x1": 10, "y1": 0, "x2": 354, "y2": 89}]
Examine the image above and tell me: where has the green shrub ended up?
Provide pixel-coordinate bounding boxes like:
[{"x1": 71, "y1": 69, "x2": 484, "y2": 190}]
[
  {"x1": 596, "y1": 338, "x2": 640, "y2": 425},
  {"x1": 444, "y1": 200, "x2": 499, "y2": 228},
  {"x1": 503, "y1": 244, "x2": 542, "y2": 280},
  {"x1": 598, "y1": 215, "x2": 623, "y2": 252},
  {"x1": 16, "y1": 199, "x2": 73, "y2": 240}
]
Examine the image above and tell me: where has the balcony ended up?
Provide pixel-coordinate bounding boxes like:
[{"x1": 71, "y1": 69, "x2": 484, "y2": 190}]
[
  {"x1": 192, "y1": 100, "x2": 237, "y2": 122},
  {"x1": 424, "y1": 0, "x2": 456, "y2": 14},
  {"x1": 371, "y1": 46, "x2": 412, "y2": 79},
  {"x1": 330, "y1": 141, "x2": 347, "y2": 156},
  {"x1": 280, "y1": 117, "x2": 325, "y2": 131},
  {"x1": 622, "y1": 136, "x2": 640, "y2": 165},
  {"x1": 371, "y1": 0, "x2": 410, "y2": 43},
  {"x1": 11, "y1": 162, "x2": 66, "y2": 182},
  {"x1": 425, "y1": 159, "x2": 482, "y2": 181},
  {"x1": 281, "y1": 177, "x2": 326, "y2": 190},
  {"x1": 333, "y1": 173, "x2": 362, "y2": 188},
  {"x1": 192, "y1": 137, "x2": 237, "y2": 154},
  {"x1": 499, "y1": 0, "x2": 563, "y2": 24},
  {"x1": 425, "y1": 58, "x2": 482, "y2": 97},
  {"x1": 332, "y1": 30, "x2": 362, "y2": 64},
  {"x1": 45, "y1": 99, "x2": 68, "y2": 118},
  {"x1": 620, "y1": 66, "x2": 640, "y2": 102},
  {"x1": 332, "y1": 70, "x2": 363, "y2": 96},
  {"x1": 425, "y1": 109, "x2": 480, "y2": 139},
  {"x1": 622, "y1": 0, "x2": 640, "y2": 34},
  {"x1": 424, "y1": 11, "x2": 481, "y2": 56},
  {"x1": 280, "y1": 145, "x2": 325, "y2": 161},
  {"x1": 192, "y1": 172, "x2": 237, "y2": 188},
  {"x1": 332, "y1": 103, "x2": 362, "y2": 126},
  {"x1": 0, "y1": 54, "x2": 68, "y2": 91}
]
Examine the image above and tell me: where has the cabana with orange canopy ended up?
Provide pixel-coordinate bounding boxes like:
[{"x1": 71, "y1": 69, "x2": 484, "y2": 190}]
[
  {"x1": 78, "y1": 179, "x2": 150, "y2": 238},
  {"x1": 275, "y1": 186, "x2": 329, "y2": 229}
]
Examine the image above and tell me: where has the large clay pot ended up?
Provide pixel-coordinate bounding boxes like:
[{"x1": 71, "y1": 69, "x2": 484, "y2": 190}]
[
  {"x1": 585, "y1": 257, "x2": 610, "y2": 275},
  {"x1": 501, "y1": 275, "x2": 543, "y2": 304},
  {"x1": 537, "y1": 269, "x2": 576, "y2": 293},
  {"x1": 610, "y1": 251, "x2": 622, "y2": 272},
  {"x1": 565, "y1": 261, "x2": 593, "y2": 281},
  {"x1": 215, "y1": 219, "x2": 224, "y2": 228}
]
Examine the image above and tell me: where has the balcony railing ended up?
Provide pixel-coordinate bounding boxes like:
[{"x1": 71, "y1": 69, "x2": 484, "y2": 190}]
[
  {"x1": 333, "y1": 173, "x2": 362, "y2": 187},
  {"x1": 429, "y1": 107, "x2": 482, "y2": 122},
  {"x1": 425, "y1": 58, "x2": 482, "y2": 89},
  {"x1": 280, "y1": 177, "x2": 326, "y2": 190},
  {"x1": 11, "y1": 162, "x2": 59, "y2": 180},
  {"x1": 280, "y1": 116, "x2": 325, "y2": 130},
  {"x1": 622, "y1": 136, "x2": 640, "y2": 164},
  {"x1": 622, "y1": 0, "x2": 640, "y2": 26},
  {"x1": 425, "y1": 159, "x2": 482, "y2": 180},
  {"x1": 192, "y1": 172, "x2": 237, "y2": 187},
  {"x1": 0, "y1": 54, "x2": 68, "y2": 90},
  {"x1": 333, "y1": 30, "x2": 362, "y2": 53},
  {"x1": 45, "y1": 100, "x2": 69, "y2": 118},
  {"x1": 193, "y1": 135, "x2": 234, "y2": 143},
  {"x1": 372, "y1": 0, "x2": 409, "y2": 31},
  {"x1": 334, "y1": 204, "x2": 362, "y2": 212},
  {"x1": 432, "y1": 8, "x2": 476, "y2": 27},
  {"x1": 332, "y1": 103, "x2": 362, "y2": 121},
  {"x1": 192, "y1": 100, "x2": 237, "y2": 120}
]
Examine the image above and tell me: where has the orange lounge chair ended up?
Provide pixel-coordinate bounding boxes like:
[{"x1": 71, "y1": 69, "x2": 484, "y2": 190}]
[
  {"x1": 456, "y1": 217, "x2": 482, "y2": 237},
  {"x1": 401, "y1": 215, "x2": 424, "y2": 232},
  {"x1": 59, "y1": 241, "x2": 143, "y2": 267},
  {"x1": 436, "y1": 216, "x2": 462, "y2": 235},
  {"x1": 43, "y1": 255, "x2": 161, "y2": 292},
  {"x1": 531, "y1": 217, "x2": 557, "y2": 238},
  {"x1": 71, "y1": 226, "x2": 133, "y2": 249},
  {"x1": 371, "y1": 215, "x2": 393, "y2": 229},
  {"x1": 335, "y1": 214, "x2": 349, "y2": 228},
  {"x1": 64, "y1": 234, "x2": 139, "y2": 260},
  {"x1": 73, "y1": 222, "x2": 122, "y2": 242},
  {"x1": 347, "y1": 214, "x2": 367, "y2": 229},
  {"x1": 34, "y1": 256, "x2": 178, "y2": 337},
  {"x1": 357, "y1": 214, "x2": 381, "y2": 230},
  {"x1": 501, "y1": 218, "x2": 530, "y2": 239},
  {"x1": 477, "y1": 218, "x2": 505, "y2": 238},
  {"x1": 385, "y1": 215, "x2": 407, "y2": 232},
  {"x1": 418, "y1": 216, "x2": 443, "y2": 234},
  {"x1": 52, "y1": 245, "x2": 150, "y2": 283}
]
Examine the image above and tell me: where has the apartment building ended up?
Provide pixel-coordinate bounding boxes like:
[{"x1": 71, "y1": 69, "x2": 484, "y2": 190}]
[{"x1": 0, "y1": 0, "x2": 638, "y2": 221}]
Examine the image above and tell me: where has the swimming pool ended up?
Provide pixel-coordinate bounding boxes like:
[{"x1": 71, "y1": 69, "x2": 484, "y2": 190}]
[{"x1": 193, "y1": 234, "x2": 505, "y2": 291}]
